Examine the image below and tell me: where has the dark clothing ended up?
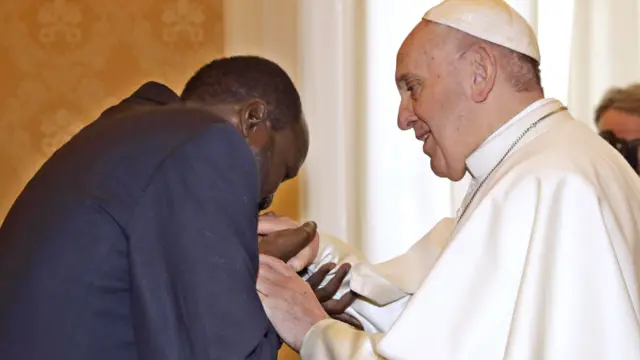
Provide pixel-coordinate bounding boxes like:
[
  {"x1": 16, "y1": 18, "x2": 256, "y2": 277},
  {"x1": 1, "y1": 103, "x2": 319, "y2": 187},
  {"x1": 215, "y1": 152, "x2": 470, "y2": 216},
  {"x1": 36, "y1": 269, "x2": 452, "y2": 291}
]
[{"x1": 0, "y1": 83, "x2": 280, "y2": 360}]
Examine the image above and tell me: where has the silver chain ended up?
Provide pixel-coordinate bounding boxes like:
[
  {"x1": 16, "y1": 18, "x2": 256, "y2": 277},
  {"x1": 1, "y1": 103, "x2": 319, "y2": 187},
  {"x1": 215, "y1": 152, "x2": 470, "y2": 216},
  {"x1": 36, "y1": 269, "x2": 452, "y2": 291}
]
[{"x1": 455, "y1": 106, "x2": 567, "y2": 224}]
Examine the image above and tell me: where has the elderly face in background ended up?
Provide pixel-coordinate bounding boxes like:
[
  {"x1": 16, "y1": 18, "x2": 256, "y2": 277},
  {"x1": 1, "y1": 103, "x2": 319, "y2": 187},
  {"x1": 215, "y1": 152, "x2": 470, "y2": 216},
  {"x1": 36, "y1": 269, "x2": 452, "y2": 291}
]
[
  {"x1": 596, "y1": 84, "x2": 640, "y2": 141},
  {"x1": 596, "y1": 84, "x2": 640, "y2": 173}
]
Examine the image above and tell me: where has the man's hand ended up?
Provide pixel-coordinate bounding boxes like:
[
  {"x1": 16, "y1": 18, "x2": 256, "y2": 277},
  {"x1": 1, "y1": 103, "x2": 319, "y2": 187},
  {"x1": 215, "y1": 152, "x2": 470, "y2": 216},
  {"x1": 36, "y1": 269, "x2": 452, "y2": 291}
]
[
  {"x1": 258, "y1": 221, "x2": 317, "y2": 264},
  {"x1": 258, "y1": 255, "x2": 328, "y2": 351},
  {"x1": 258, "y1": 215, "x2": 319, "y2": 271},
  {"x1": 306, "y1": 263, "x2": 363, "y2": 330}
]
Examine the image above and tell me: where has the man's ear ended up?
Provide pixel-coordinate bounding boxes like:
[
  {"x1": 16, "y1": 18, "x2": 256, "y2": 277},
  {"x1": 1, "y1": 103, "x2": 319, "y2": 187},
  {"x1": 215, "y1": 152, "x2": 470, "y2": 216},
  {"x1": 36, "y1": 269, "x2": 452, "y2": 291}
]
[
  {"x1": 239, "y1": 99, "x2": 270, "y2": 148},
  {"x1": 467, "y1": 43, "x2": 497, "y2": 103}
]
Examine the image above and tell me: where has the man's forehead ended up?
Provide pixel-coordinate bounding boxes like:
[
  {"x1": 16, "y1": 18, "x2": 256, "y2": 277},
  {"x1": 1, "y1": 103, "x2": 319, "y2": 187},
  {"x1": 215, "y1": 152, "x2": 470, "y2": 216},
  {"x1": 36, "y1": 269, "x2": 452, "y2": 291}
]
[
  {"x1": 599, "y1": 109, "x2": 640, "y2": 131},
  {"x1": 396, "y1": 47, "x2": 429, "y2": 87},
  {"x1": 599, "y1": 110, "x2": 640, "y2": 141},
  {"x1": 397, "y1": 27, "x2": 421, "y2": 63},
  {"x1": 396, "y1": 39, "x2": 419, "y2": 72},
  {"x1": 395, "y1": 22, "x2": 441, "y2": 75}
]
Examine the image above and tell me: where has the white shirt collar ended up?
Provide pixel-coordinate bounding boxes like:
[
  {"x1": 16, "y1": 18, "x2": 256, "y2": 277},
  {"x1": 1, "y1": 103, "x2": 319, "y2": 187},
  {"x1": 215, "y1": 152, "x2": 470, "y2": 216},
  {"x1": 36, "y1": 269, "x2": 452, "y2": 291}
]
[{"x1": 465, "y1": 98, "x2": 564, "y2": 180}]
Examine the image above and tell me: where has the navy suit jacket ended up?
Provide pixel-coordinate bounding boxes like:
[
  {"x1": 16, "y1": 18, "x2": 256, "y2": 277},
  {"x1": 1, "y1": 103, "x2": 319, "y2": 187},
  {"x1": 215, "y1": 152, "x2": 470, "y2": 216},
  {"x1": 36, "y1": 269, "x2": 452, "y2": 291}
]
[{"x1": 0, "y1": 82, "x2": 281, "y2": 360}]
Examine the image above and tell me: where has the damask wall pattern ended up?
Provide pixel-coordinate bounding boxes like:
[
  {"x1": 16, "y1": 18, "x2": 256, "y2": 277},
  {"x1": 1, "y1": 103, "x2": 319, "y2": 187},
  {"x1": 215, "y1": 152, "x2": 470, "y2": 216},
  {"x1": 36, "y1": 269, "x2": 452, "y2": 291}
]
[{"x1": 0, "y1": 0, "x2": 225, "y2": 220}]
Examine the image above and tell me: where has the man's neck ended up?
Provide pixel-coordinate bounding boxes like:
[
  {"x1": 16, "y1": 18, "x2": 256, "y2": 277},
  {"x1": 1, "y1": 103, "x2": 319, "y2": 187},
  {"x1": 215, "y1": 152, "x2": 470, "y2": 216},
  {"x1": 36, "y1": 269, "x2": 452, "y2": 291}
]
[{"x1": 478, "y1": 91, "x2": 544, "y2": 145}]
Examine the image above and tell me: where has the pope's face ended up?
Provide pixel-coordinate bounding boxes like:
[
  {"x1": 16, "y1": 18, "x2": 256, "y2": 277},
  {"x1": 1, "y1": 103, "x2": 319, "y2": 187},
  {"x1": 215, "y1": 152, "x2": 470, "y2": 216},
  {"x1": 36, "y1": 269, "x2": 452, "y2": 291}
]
[{"x1": 395, "y1": 21, "x2": 472, "y2": 181}]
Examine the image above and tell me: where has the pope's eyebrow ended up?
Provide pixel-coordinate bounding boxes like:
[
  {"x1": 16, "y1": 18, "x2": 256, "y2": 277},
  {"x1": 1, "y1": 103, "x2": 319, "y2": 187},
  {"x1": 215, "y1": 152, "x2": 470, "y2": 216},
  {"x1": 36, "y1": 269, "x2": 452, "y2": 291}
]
[
  {"x1": 396, "y1": 73, "x2": 409, "y2": 88},
  {"x1": 396, "y1": 73, "x2": 420, "y2": 91}
]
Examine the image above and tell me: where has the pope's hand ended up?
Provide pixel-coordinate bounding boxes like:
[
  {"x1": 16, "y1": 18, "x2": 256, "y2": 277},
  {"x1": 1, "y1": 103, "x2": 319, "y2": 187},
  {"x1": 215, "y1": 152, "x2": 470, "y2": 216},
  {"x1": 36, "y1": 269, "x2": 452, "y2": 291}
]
[
  {"x1": 258, "y1": 214, "x2": 319, "y2": 272},
  {"x1": 257, "y1": 255, "x2": 328, "y2": 351}
]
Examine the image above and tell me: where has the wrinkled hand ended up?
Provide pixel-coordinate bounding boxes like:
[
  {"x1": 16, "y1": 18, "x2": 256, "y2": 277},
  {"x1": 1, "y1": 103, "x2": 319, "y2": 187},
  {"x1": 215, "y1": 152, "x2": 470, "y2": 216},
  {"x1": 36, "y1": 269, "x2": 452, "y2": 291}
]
[
  {"x1": 306, "y1": 262, "x2": 363, "y2": 330},
  {"x1": 258, "y1": 255, "x2": 328, "y2": 351},
  {"x1": 258, "y1": 214, "x2": 319, "y2": 271},
  {"x1": 258, "y1": 220, "x2": 317, "y2": 264}
]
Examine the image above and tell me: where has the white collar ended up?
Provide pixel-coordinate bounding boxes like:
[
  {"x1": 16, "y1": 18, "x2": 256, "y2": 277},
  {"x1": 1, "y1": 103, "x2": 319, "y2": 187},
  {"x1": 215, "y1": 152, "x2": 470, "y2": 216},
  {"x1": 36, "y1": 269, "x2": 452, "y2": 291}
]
[{"x1": 465, "y1": 98, "x2": 564, "y2": 180}]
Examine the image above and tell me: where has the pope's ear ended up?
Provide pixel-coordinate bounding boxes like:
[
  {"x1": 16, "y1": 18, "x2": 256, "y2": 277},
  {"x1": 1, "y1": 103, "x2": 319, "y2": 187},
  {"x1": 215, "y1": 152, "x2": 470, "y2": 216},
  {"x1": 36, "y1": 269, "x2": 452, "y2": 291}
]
[{"x1": 467, "y1": 43, "x2": 497, "y2": 103}]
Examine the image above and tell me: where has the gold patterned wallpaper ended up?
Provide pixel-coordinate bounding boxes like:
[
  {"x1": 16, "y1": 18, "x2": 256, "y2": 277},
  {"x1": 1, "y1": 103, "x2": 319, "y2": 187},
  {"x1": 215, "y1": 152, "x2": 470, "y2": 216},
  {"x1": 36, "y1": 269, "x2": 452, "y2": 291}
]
[
  {"x1": 0, "y1": 0, "x2": 300, "y2": 223},
  {"x1": 0, "y1": 0, "x2": 224, "y2": 218}
]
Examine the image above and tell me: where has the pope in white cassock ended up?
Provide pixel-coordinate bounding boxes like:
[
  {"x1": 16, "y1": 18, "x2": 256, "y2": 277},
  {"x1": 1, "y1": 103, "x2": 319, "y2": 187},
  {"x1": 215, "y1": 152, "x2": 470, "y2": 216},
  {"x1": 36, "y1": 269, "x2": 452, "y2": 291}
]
[{"x1": 257, "y1": 0, "x2": 640, "y2": 359}]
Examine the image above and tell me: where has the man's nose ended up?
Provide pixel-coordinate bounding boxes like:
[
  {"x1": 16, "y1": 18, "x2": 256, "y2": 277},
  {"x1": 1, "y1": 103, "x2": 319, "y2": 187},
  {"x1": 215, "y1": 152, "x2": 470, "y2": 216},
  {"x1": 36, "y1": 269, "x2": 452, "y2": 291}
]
[{"x1": 397, "y1": 106, "x2": 417, "y2": 131}]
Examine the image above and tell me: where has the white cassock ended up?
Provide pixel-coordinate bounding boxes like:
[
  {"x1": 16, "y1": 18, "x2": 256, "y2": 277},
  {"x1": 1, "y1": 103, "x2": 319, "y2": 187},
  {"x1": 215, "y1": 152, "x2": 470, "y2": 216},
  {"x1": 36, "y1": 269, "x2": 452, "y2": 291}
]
[{"x1": 300, "y1": 98, "x2": 640, "y2": 360}]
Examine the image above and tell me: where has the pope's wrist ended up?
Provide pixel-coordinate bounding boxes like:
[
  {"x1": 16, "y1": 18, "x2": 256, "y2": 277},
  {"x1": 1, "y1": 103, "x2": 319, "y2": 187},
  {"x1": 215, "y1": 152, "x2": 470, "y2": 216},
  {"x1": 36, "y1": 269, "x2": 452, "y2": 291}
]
[
  {"x1": 307, "y1": 311, "x2": 330, "y2": 334},
  {"x1": 299, "y1": 318, "x2": 342, "y2": 355},
  {"x1": 294, "y1": 312, "x2": 330, "y2": 352}
]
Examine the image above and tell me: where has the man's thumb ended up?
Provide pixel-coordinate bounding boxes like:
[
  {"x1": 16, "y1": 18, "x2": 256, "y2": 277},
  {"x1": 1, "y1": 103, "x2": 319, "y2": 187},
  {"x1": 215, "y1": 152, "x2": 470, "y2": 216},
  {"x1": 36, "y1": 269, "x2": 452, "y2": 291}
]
[{"x1": 300, "y1": 221, "x2": 317, "y2": 236}]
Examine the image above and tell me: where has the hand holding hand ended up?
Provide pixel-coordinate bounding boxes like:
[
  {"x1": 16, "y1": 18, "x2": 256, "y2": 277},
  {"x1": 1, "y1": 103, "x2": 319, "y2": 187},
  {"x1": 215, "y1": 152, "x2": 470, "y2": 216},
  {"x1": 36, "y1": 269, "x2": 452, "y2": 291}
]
[
  {"x1": 258, "y1": 214, "x2": 319, "y2": 271},
  {"x1": 258, "y1": 220, "x2": 317, "y2": 265},
  {"x1": 306, "y1": 263, "x2": 363, "y2": 330}
]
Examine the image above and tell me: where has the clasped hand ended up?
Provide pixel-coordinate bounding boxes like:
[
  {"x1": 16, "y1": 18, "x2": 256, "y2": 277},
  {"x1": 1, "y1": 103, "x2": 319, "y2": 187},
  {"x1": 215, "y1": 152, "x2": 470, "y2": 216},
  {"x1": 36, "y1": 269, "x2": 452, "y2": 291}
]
[{"x1": 257, "y1": 214, "x2": 362, "y2": 351}]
